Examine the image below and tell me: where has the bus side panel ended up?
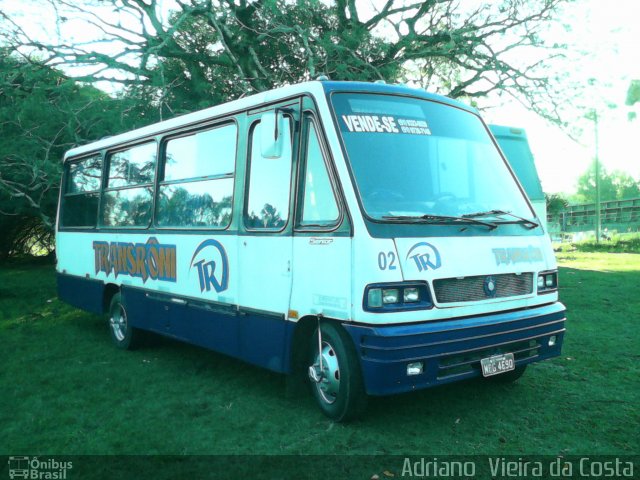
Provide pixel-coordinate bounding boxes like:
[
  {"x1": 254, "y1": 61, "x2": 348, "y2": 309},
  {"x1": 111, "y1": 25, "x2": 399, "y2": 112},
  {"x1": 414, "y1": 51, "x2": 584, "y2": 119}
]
[
  {"x1": 122, "y1": 285, "x2": 291, "y2": 373},
  {"x1": 122, "y1": 286, "x2": 242, "y2": 359},
  {"x1": 171, "y1": 302, "x2": 240, "y2": 360},
  {"x1": 56, "y1": 272, "x2": 104, "y2": 315},
  {"x1": 122, "y1": 286, "x2": 162, "y2": 334},
  {"x1": 238, "y1": 311, "x2": 291, "y2": 373}
]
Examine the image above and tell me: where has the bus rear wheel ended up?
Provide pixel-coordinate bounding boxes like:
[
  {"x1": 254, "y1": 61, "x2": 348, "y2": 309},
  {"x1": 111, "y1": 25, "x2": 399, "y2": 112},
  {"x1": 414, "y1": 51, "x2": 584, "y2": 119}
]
[
  {"x1": 308, "y1": 322, "x2": 367, "y2": 422},
  {"x1": 108, "y1": 292, "x2": 141, "y2": 350}
]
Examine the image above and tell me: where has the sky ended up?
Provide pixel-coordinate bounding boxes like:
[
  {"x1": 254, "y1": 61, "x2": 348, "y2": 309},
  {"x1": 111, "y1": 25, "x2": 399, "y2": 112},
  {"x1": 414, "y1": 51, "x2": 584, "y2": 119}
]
[
  {"x1": 481, "y1": 0, "x2": 640, "y2": 194},
  {"x1": 2, "y1": 0, "x2": 638, "y2": 195}
]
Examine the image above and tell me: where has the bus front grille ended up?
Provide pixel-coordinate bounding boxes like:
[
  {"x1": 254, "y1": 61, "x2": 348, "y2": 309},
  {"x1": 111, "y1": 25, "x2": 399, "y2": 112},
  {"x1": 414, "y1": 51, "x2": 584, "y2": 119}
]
[
  {"x1": 437, "y1": 339, "x2": 540, "y2": 379},
  {"x1": 433, "y1": 273, "x2": 534, "y2": 303}
]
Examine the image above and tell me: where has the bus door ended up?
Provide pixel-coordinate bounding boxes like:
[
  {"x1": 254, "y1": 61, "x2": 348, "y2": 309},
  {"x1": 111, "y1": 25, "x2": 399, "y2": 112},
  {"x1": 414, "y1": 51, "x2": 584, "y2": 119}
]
[
  {"x1": 237, "y1": 101, "x2": 300, "y2": 370},
  {"x1": 290, "y1": 111, "x2": 352, "y2": 324}
]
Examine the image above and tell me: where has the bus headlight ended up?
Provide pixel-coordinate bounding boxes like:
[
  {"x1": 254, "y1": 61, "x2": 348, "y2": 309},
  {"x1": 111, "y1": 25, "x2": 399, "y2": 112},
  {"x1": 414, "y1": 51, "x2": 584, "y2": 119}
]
[
  {"x1": 382, "y1": 288, "x2": 400, "y2": 304},
  {"x1": 364, "y1": 282, "x2": 432, "y2": 312},
  {"x1": 403, "y1": 287, "x2": 420, "y2": 303},
  {"x1": 537, "y1": 271, "x2": 558, "y2": 293},
  {"x1": 367, "y1": 289, "x2": 383, "y2": 308}
]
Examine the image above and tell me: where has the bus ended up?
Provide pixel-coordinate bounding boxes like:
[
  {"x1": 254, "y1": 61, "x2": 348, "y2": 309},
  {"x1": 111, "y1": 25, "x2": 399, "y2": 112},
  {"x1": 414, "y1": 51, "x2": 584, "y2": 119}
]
[
  {"x1": 488, "y1": 124, "x2": 547, "y2": 231},
  {"x1": 56, "y1": 80, "x2": 566, "y2": 421}
]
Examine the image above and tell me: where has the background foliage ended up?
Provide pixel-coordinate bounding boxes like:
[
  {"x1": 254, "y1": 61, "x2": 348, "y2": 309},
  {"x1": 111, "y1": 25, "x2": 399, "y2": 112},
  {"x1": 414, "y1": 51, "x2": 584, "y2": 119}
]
[
  {"x1": 574, "y1": 160, "x2": 640, "y2": 204},
  {"x1": 0, "y1": 0, "x2": 587, "y2": 258},
  {"x1": 0, "y1": 50, "x2": 154, "y2": 258}
]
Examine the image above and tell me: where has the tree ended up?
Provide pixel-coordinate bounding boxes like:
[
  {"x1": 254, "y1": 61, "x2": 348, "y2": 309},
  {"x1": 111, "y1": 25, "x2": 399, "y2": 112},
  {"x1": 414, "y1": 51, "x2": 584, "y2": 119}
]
[
  {"x1": 611, "y1": 171, "x2": 640, "y2": 200},
  {"x1": 627, "y1": 79, "x2": 639, "y2": 121},
  {"x1": 0, "y1": 0, "x2": 575, "y2": 257},
  {"x1": 626, "y1": 80, "x2": 640, "y2": 106},
  {"x1": 2, "y1": 0, "x2": 570, "y2": 121},
  {"x1": 545, "y1": 193, "x2": 569, "y2": 217},
  {"x1": 0, "y1": 51, "x2": 153, "y2": 259},
  {"x1": 575, "y1": 161, "x2": 616, "y2": 203},
  {"x1": 574, "y1": 160, "x2": 640, "y2": 203}
]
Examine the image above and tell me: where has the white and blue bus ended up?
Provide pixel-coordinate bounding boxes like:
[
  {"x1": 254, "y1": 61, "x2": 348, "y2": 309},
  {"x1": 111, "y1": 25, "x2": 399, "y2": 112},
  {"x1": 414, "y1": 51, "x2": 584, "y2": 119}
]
[
  {"x1": 489, "y1": 124, "x2": 547, "y2": 231},
  {"x1": 56, "y1": 80, "x2": 565, "y2": 421}
]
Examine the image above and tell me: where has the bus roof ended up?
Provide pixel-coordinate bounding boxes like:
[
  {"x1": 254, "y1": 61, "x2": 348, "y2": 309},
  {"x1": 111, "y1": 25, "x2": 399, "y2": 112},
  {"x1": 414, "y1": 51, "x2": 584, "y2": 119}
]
[
  {"x1": 320, "y1": 80, "x2": 476, "y2": 113},
  {"x1": 63, "y1": 80, "x2": 476, "y2": 160}
]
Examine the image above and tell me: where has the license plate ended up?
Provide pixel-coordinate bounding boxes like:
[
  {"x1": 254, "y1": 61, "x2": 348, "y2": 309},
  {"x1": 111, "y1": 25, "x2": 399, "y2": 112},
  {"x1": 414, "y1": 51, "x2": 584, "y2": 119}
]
[{"x1": 480, "y1": 353, "x2": 515, "y2": 377}]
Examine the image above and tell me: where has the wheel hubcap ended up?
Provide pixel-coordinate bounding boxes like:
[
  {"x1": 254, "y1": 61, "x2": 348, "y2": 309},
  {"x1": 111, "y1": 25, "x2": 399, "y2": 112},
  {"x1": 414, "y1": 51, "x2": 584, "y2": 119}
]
[
  {"x1": 311, "y1": 341, "x2": 341, "y2": 404},
  {"x1": 110, "y1": 305, "x2": 127, "y2": 342}
]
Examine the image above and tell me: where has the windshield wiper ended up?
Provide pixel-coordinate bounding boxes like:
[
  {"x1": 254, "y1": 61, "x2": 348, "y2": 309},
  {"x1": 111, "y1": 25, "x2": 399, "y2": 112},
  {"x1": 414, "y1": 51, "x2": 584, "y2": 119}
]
[
  {"x1": 381, "y1": 214, "x2": 497, "y2": 230},
  {"x1": 461, "y1": 209, "x2": 539, "y2": 229}
]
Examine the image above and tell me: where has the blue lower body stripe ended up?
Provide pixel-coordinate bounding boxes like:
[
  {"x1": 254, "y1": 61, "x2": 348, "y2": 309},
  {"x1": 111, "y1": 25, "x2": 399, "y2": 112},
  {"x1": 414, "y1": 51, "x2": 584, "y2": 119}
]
[
  {"x1": 56, "y1": 272, "x2": 292, "y2": 374},
  {"x1": 343, "y1": 302, "x2": 566, "y2": 396}
]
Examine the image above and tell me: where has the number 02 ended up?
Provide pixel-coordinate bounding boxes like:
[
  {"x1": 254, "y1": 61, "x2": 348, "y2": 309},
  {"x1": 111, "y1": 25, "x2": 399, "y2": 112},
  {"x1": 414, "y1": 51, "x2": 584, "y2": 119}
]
[{"x1": 378, "y1": 251, "x2": 397, "y2": 270}]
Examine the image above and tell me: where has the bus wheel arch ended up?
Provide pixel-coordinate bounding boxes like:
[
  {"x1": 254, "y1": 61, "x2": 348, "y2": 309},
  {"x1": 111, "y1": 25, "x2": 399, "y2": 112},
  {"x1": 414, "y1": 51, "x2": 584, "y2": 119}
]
[
  {"x1": 107, "y1": 290, "x2": 142, "y2": 350},
  {"x1": 290, "y1": 316, "x2": 317, "y2": 381},
  {"x1": 102, "y1": 283, "x2": 120, "y2": 314},
  {"x1": 292, "y1": 316, "x2": 367, "y2": 422}
]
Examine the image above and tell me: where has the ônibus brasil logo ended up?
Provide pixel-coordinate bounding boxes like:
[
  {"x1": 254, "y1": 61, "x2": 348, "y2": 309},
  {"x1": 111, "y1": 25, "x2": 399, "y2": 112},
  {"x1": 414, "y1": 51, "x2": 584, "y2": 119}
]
[
  {"x1": 190, "y1": 239, "x2": 229, "y2": 293},
  {"x1": 406, "y1": 242, "x2": 441, "y2": 272},
  {"x1": 8, "y1": 456, "x2": 72, "y2": 479}
]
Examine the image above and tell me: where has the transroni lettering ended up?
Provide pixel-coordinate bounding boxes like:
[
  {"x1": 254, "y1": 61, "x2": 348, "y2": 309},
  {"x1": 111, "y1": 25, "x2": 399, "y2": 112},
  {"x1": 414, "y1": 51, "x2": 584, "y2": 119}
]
[
  {"x1": 92, "y1": 237, "x2": 177, "y2": 283},
  {"x1": 492, "y1": 246, "x2": 543, "y2": 266}
]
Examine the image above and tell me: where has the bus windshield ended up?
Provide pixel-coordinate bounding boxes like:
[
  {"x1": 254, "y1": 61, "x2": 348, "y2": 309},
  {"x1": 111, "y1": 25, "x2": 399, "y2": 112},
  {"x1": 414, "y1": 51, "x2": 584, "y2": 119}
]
[{"x1": 331, "y1": 93, "x2": 535, "y2": 223}]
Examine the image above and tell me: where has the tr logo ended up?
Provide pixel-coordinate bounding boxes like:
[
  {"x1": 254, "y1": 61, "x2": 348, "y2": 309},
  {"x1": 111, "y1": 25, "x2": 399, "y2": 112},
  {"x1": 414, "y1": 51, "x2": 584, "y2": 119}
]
[
  {"x1": 190, "y1": 239, "x2": 229, "y2": 293},
  {"x1": 406, "y1": 242, "x2": 441, "y2": 272}
]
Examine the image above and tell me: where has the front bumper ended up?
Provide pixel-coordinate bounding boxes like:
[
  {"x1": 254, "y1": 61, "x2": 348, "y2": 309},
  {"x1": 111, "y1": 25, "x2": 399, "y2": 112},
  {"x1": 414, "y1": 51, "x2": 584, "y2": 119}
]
[{"x1": 344, "y1": 302, "x2": 566, "y2": 396}]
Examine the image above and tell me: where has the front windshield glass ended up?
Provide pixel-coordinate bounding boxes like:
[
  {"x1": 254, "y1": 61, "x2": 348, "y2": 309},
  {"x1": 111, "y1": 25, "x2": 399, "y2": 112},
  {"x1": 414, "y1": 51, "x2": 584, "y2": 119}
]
[{"x1": 331, "y1": 93, "x2": 534, "y2": 221}]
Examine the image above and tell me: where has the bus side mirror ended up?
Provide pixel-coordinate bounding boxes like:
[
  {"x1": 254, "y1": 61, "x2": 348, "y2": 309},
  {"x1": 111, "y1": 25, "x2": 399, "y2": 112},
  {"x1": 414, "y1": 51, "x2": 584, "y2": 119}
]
[{"x1": 260, "y1": 111, "x2": 285, "y2": 159}]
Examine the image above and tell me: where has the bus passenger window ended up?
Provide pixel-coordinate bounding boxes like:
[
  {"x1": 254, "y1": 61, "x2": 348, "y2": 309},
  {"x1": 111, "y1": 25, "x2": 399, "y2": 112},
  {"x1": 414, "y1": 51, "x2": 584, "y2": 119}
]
[
  {"x1": 300, "y1": 122, "x2": 339, "y2": 226},
  {"x1": 68, "y1": 155, "x2": 102, "y2": 193},
  {"x1": 102, "y1": 142, "x2": 156, "y2": 227},
  {"x1": 107, "y1": 143, "x2": 156, "y2": 188},
  {"x1": 61, "y1": 154, "x2": 102, "y2": 227},
  {"x1": 245, "y1": 118, "x2": 293, "y2": 230},
  {"x1": 156, "y1": 123, "x2": 237, "y2": 228}
]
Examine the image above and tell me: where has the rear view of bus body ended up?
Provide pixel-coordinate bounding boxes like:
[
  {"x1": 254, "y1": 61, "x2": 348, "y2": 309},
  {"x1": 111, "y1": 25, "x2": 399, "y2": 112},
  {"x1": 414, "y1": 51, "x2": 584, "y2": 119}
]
[{"x1": 56, "y1": 81, "x2": 565, "y2": 421}]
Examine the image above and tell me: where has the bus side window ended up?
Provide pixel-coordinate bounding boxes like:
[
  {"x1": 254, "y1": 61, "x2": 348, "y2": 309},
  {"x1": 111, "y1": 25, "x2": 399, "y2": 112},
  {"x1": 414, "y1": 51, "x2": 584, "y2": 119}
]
[
  {"x1": 61, "y1": 154, "x2": 102, "y2": 228},
  {"x1": 245, "y1": 118, "x2": 293, "y2": 230},
  {"x1": 299, "y1": 121, "x2": 339, "y2": 227},
  {"x1": 101, "y1": 142, "x2": 156, "y2": 227},
  {"x1": 156, "y1": 123, "x2": 237, "y2": 228}
]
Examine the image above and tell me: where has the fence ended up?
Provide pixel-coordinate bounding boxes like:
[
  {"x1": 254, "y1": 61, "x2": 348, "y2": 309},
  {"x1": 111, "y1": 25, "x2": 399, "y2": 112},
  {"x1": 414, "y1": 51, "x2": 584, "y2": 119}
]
[{"x1": 547, "y1": 197, "x2": 640, "y2": 237}]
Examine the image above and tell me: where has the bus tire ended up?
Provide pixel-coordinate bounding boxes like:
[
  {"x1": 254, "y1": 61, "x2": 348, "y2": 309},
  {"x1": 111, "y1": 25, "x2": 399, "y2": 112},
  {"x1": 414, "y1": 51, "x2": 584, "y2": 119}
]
[
  {"x1": 108, "y1": 292, "x2": 141, "y2": 350},
  {"x1": 308, "y1": 322, "x2": 367, "y2": 422},
  {"x1": 487, "y1": 365, "x2": 527, "y2": 383}
]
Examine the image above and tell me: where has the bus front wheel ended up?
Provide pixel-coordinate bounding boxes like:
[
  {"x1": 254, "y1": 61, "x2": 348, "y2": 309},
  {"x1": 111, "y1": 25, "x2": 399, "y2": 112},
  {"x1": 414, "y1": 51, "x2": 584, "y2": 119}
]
[
  {"x1": 108, "y1": 292, "x2": 141, "y2": 350},
  {"x1": 308, "y1": 322, "x2": 367, "y2": 422}
]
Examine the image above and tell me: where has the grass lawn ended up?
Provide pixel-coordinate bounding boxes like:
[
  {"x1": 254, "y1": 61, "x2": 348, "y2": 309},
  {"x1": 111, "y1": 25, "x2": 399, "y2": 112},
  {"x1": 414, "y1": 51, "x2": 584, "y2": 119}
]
[{"x1": 1, "y1": 253, "x2": 638, "y2": 475}]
